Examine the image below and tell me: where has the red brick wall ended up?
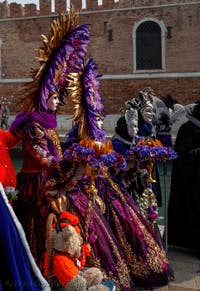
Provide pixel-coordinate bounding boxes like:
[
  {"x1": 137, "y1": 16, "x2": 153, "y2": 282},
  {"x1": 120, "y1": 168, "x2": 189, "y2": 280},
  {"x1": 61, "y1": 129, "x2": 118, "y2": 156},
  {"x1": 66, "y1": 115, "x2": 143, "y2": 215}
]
[
  {"x1": 79, "y1": 5, "x2": 200, "y2": 74},
  {"x1": 72, "y1": 0, "x2": 82, "y2": 10},
  {"x1": 0, "y1": 17, "x2": 54, "y2": 79},
  {"x1": 0, "y1": 83, "x2": 25, "y2": 113},
  {"x1": 40, "y1": 0, "x2": 51, "y2": 15},
  {"x1": 10, "y1": 3, "x2": 24, "y2": 18},
  {"x1": 0, "y1": 1, "x2": 9, "y2": 18},
  {"x1": 100, "y1": 78, "x2": 200, "y2": 114},
  {"x1": 0, "y1": 0, "x2": 199, "y2": 114},
  {"x1": 24, "y1": 4, "x2": 38, "y2": 16},
  {"x1": 55, "y1": 0, "x2": 66, "y2": 14}
]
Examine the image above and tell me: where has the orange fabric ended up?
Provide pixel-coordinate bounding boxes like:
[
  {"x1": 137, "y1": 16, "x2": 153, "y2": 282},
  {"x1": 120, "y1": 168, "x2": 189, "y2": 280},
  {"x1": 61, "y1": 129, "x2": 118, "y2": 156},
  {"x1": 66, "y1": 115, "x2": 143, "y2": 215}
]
[
  {"x1": 136, "y1": 137, "x2": 163, "y2": 147},
  {"x1": 52, "y1": 211, "x2": 81, "y2": 233},
  {"x1": 52, "y1": 244, "x2": 90, "y2": 287},
  {"x1": 52, "y1": 211, "x2": 91, "y2": 287},
  {"x1": 42, "y1": 251, "x2": 48, "y2": 278},
  {"x1": 53, "y1": 255, "x2": 79, "y2": 287},
  {"x1": 0, "y1": 129, "x2": 19, "y2": 188},
  {"x1": 0, "y1": 130, "x2": 19, "y2": 149},
  {"x1": 81, "y1": 244, "x2": 90, "y2": 257},
  {"x1": 59, "y1": 211, "x2": 79, "y2": 225},
  {"x1": 80, "y1": 138, "x2": 113, "y2": 155},
  {"x1": 78, "y1": 245, "x2": 88, "y2": 268}
]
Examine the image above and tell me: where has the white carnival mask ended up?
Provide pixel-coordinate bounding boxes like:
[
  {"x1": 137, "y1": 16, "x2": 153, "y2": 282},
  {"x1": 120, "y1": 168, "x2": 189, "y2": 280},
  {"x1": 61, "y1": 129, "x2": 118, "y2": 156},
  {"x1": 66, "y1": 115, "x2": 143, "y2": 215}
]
[
  {"x1": 140, "y1": 100, "x2": 154, "y2": 123},
  {"x1": 125, "y1": 105, "x2": 139, "y2": 138}
]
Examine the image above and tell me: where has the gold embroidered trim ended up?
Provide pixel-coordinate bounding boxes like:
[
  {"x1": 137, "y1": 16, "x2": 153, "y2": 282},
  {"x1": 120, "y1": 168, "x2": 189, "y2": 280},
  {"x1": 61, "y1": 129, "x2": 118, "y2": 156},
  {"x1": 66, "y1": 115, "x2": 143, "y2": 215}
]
[
  {"x1": 105, "y1": 171, "x2": 169, "y2": 278},
  {"x1": 47, "y1": 129, "x2": 63, "y2": 158}
]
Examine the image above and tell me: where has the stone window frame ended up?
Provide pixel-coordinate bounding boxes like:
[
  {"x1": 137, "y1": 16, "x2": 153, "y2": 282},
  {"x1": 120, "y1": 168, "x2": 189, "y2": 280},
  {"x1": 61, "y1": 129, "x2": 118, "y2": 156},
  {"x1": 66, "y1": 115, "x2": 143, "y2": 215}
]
[{"x1": 133, "y1": 17, "x2": 167, "y2": 73}]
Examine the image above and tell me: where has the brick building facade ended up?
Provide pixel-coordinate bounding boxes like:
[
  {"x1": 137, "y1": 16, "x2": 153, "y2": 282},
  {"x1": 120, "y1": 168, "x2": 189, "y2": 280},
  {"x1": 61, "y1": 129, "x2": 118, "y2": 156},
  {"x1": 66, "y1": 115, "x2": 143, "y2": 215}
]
[{"x1": 0, "y1": 0, "x2": 200, "y2": 114}]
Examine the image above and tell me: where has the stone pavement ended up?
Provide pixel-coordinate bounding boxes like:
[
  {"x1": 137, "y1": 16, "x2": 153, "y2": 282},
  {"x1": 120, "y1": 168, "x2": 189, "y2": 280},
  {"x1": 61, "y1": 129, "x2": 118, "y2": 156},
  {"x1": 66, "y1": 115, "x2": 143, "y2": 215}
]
[
  {"x1": 153, "y1": 246, "x2": 200, "y2": 291},
  {"x1": 169, "y1": 247, "x2": 200, "y2": 291}
]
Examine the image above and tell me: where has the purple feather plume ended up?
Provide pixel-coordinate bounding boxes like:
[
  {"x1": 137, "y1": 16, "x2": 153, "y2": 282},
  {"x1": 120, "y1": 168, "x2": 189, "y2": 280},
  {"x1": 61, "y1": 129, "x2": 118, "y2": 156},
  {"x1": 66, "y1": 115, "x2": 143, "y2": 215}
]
[
  {"x1": 83, "y1": 58, "x2": 106, "y2": 142},
  {"x1": 40, "y1": 24, "x2": 90, "y2": 111}
]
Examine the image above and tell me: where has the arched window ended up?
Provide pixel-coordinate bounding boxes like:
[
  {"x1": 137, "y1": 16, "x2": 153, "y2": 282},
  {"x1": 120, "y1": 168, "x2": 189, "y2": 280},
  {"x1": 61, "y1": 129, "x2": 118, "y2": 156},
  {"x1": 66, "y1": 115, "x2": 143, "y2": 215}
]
[{"x1": 134, "y1": 20, "x2": 165, "y2": 71}]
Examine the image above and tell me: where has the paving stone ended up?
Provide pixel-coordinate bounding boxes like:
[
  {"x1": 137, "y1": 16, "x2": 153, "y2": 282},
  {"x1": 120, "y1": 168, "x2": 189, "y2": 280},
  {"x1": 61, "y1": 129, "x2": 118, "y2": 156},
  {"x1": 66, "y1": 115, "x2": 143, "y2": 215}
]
[{"x1": 168, "y1": 247, "x2": 200, "y2": 291}]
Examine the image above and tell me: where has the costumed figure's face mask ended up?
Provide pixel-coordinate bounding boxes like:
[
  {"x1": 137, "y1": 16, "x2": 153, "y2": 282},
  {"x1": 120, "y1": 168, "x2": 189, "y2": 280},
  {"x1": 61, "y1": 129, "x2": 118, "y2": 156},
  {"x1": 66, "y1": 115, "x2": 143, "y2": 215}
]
[
  {"x1": 95, "y1": 116, "x2": 104, "y2": 130},
  {"x1": 125, "y1": 100, "x2": 139, "y2": 138},
  {"x1": 47, "y1": 94, "x2": 60, "y2": 112},
  {"x1": 138, "y1": 87, "x2": 155, "y2": 123},
  {"x1": 94, "y1": 117, "x2": 104, "y2": 147},
  {"x1": 140, "y1": 100, "x2": 154, "y2": 123},
  {"x1": 127, "y1": 119, "x2": 138, "y2": 138}
]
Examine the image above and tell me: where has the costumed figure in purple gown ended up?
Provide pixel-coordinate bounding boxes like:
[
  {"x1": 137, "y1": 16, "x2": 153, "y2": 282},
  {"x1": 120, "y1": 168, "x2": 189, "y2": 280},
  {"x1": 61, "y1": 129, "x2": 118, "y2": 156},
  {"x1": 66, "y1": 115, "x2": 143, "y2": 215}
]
[
  {"x1": 111, "y1": 100, "x2": 159, "y2": 225},
  {"x1": 49, "y1": 58, "x2": 134, "y2": 291},
  {"x1": 112, "y1": 97, "x2": 177, "y2": 241},
  {"x1": 53, "y1": 59, "x2": 174, "y2": 290},
  {"x1": 9, "y1": 11, "x2": 90, "y2": 267},
  {"x1": 113, "y1": 88, "x2": 163, "y2": 207},
  {"x1": 136, "y1": 87, "x2": 163, "y2": 207},
  {"x1": 111, "y1": 99, "x2": 147, "y2": 202}
]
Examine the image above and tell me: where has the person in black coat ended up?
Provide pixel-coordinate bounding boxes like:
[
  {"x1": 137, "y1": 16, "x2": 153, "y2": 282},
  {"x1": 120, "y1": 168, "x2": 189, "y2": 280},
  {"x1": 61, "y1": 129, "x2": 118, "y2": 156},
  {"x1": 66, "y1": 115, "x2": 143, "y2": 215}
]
[{"x1": 168, "y1": 101, "x2": 200, "y2": 258}]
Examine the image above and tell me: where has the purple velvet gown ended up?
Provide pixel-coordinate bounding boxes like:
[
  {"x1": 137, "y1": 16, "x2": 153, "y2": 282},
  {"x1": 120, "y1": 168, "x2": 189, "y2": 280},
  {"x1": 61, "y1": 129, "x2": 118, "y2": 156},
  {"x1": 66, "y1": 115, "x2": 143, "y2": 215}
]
[
  {"x1": 66, "y1": 168, "x2": 173, "y2": 290},
  {"x1": 66, "y1": 181, "x2": 135, "y2": 291},
  {"x1": 10, "y1": 112, "x2": 73, "y2": 267},
  {"x1": 95, "y1": 170, "x2": 174, "y2": 289}
]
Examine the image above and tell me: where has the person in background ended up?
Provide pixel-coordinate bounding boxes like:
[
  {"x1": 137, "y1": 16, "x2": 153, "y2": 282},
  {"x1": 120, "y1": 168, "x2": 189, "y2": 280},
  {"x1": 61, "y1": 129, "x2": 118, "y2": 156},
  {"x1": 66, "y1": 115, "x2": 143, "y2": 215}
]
[
  {"x1": 153, "y1": 94, "x2": 178, "y2": 147},
  {"x1": 168, "y1": 101, "x2": 200, "y2": 259},
  {"x1": 1, "y1": 104, "x2": 10, "y2": 130}
]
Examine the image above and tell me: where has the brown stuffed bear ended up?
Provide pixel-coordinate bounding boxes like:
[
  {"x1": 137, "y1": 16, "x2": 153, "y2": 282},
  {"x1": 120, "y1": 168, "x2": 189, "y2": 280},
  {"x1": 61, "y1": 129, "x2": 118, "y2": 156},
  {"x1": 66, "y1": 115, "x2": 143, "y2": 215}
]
[{"x1": 47, "y1": 211, "x2": 109, "y2": 291}]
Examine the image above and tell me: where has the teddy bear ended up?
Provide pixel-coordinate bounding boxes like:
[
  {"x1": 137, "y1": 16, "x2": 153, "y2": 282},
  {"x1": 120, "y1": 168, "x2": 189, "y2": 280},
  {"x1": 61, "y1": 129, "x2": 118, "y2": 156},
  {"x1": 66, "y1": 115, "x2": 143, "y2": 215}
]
[{"x1": 46, "y1": 211, "x2": 109, "y2": 291}]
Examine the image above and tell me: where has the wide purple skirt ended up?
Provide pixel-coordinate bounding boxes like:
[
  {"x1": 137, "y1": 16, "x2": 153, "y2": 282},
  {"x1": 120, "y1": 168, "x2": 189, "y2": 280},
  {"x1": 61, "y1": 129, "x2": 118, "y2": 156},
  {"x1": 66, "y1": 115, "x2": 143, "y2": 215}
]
[
  {"x1": 95, "y1": 174, "x2": 174, "y2": 289},
  {"x1": 67, "y1": 182, "x2": 135, "y2": 291},
  {"x1": 67, "y1": 174, "x2": 173, "y2": 290}
]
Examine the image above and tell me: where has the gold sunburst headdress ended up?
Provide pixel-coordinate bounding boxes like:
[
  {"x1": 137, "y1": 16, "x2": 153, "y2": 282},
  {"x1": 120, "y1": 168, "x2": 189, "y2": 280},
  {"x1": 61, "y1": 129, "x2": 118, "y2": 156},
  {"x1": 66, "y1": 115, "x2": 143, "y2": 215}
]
[
  {"x1": 67, "y1": 58, "x2": 106, "y2": 142},
  {"x1": 21, "y1": 7, "x2": 90, "y2": 112}
]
